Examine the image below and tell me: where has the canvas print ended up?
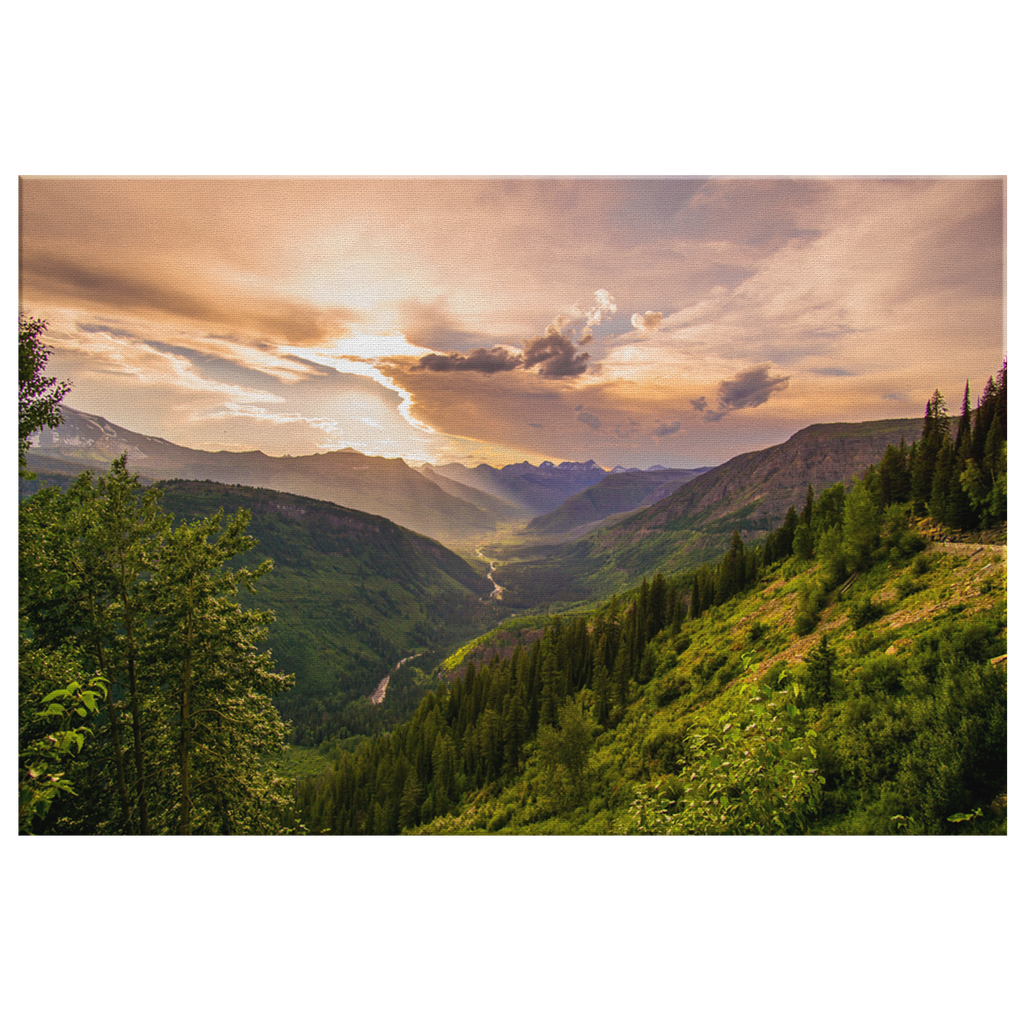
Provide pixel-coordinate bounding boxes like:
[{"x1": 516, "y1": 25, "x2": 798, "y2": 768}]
[{"x1": 18, "y1": 177, "x2": 1006, "y2": 835}]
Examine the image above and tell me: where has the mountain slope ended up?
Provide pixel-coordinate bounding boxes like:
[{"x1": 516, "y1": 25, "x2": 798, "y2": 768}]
[
  {"x1": 27, "y1": 407, "x2": 498, "y2": 545},
  {"x1": 416, "y1": 463, "x2": 526, "y2": 521},
  {"x1": 525, "y1": 467, "x2": 709, "y2": 537},
  {"x1": 292, "y1": 535, "x2": 1007, "y2": 836},
  {"x1": 494, "y1": 418, "x2": 923, "y2": 608},
  {"x1": 430, "y1": 459, "x2": 609, "y2": 514},
  {"x1": 154, "y1": 480, "x2": 500, "y2": 744}
]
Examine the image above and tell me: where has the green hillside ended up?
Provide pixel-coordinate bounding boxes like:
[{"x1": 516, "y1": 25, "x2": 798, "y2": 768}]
[
  {"x1": 155, "y1": 480, "x2": 502, "y2": 745},
  {"x1": 292, "y1": 530, "x2": 1006, "y2": 836}
]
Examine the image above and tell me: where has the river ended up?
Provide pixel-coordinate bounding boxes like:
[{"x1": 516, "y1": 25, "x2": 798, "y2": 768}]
[
  {"x1": 476, "y1": 548, "x2": 505, "y2": 601},
  {"x1": 369, "y1": 654, "x2": 421, "y2": 706}
]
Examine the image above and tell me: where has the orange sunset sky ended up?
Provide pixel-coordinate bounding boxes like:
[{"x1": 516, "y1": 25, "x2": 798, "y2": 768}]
[{"x1": 19, "y1": 176, "x2": 1005, "y2": 469}]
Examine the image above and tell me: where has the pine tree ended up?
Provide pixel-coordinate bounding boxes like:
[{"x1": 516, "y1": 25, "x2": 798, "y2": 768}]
[
  {"x1": 802, "y1": 484, "x2": 815, "y2": 525},
  {"x1": 842, "y1": 479, "x2": 880, "y2": 573},
  {"x1": 805, "y1": 632, "x2": 838, "y2": 702}
]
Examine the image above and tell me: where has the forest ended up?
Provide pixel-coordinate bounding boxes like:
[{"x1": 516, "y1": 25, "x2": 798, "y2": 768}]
[{"x1": 18, "y1": 314, "x2": 1007, "y2": 835}]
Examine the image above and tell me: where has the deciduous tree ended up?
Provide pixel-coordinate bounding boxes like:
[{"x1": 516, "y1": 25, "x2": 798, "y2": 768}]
[{"x1": 18, "y1": 315, "x2": 70, "y2": 472}]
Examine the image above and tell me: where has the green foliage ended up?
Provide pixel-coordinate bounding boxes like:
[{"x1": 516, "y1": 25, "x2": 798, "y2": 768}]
[
  {"x1": 626, "y1": 673, "x2": 824, "y2": 835},
  {"x1": 536, "y1": 693, "x2": 597, "y2": 805},
  {"x1": 841, "y1": 480, "x2": 881, "y2": 572},
  {"x1": 804, "y1": 633, "x2": 838, "y2": 702},
  {"x1": 746, "y1": 620, "x2": 769, "y2": 646},
  {"x1": 18, "y1": 315, "x2": 70, "y2": 472},
  {"x1": 19, "y1": 459, "x2": 295, "y2": 834},
  {"x1": 794, "y1": 579, "x2": 826, "y2": 636},
  {"x1": 18, "y1": 635, "x2": 109, "y2": 832},
  {"x1": 792, "y1": 521, "x2": 814, "y2": 561},
  {"x1": 848, "y1": 594, "x2": 885, "y2": 629}
]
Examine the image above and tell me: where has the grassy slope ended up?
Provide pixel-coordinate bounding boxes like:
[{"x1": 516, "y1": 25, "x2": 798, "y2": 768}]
[{"x1": 414, "y1": 540, "x2": 1006, "y2": 835}]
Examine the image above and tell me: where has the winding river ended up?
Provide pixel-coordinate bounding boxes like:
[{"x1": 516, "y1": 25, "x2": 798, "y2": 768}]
[{"x1": 476, "y1": 548, "x2": 505, "y2": 601}]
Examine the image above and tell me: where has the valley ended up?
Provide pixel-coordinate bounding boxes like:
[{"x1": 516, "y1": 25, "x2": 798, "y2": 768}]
[
  {"x1": 20, "y1": 365, "x2": 1007, "y2": 837},
  {"x1": 14, "y1": 170, "x2": 1009, "y2": 1024}
]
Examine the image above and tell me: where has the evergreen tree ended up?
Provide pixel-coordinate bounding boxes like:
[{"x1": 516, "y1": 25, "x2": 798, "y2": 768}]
[
  {"x1": 805, "y1": 632, "x2": 838, "y2": 702},
  {"x1": 647, "y1": 573, "x2": 668, "y2": 640},
  {"x1": 842, "y1": 480, "x2": 880, "y2": 573},
  {"x1": 793, "y1": 521, "x2": 815, "y2": 561},
  {"x1": 801, "y1": 484, "x2": 815, "y2": 525},
  {"x1": 929, "y1": 436, "x2": 955, "y2": 526}
]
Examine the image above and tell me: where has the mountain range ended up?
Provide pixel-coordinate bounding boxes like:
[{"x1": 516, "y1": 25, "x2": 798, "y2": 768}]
[
  {"x1": 27, "y1": 408, "x2": 715, "y2": 547},
  {"x1": 492, "y1": 417, "x2": 923, "y2": 608},
  {"x1": 26, "y1": 408, "x2": 510, "y2": 545}
]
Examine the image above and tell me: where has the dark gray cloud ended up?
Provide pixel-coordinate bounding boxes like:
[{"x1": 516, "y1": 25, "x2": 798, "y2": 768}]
[
  {"x1": 409, "y1": 313, "x2": 594, "y2": 379},
  {"x1": 576, "y1": 409, "x2": 602, "y2": 430},
  {"x1": 412, "y1": 346, "x2": 522, "y2": 373},
  {"x1": 522, "y1": 326, "x2": 590, "y2": 378},
  {"x1": 654, "y1": 420, "x2": 681, "y2": 436},
  {"x1": 700, "y1": 364, "x2": 791, "y2": 422},
  {"x1": 718, "y1": 364, "x2": 790, "y2": 409}
]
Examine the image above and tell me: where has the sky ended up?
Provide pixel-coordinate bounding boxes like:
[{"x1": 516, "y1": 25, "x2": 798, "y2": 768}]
[{"x1": 19, "y1": 176, "x2": 1005, "y2": 469}]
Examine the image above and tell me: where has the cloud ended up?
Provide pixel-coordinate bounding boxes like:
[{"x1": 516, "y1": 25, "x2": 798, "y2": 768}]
[
  {"x1": 587, "y1": 288, "x2": 617, "y2": 326},
  {"x1": 23, "y1": 251, "x2": 358, "y2": 347},
  {"x1": 698, "y1": 364, "x2": 791, "y2": 422},
  {"x1": 522, "y1": 325, "x2": 590, "y2": 378},
  {"x1": 808, "y1": 366, "x2": 857, "y2": 377},
  {"x1": 576, "y1": 409, "x2": 602, "y2": 430},
  {"x1": 631, "y1": 310, "x2": 664, "y2": 331},
  {"x1": 412, "y1": 346, "x2": 522, "y2": 373},
  {"x1": 718, "y1": 364, "x2": 791, "y2": 409},
  {"x1": 654, "y1": 420, "x2": 681, "y2": 436},
  {"x1": 565, "y1": 288, "x2": 618, "y2": 328}
]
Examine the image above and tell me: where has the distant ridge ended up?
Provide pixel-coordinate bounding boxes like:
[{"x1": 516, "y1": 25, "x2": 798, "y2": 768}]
[
  {"x1": 526, "y1": 466, "x2": 709, "y2": 537},
  {"x1": 430, "y1": 458, "x2": 609, "y2": 515},
  {"x1": 27, "y1": 407, "x2": 498, "y2": 545},
  {"x1": 493, "y1": 416, "x2": 923, "y2": 608}
]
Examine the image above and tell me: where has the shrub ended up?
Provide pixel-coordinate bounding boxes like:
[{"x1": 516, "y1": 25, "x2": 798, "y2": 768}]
[
  {"x1": 747, "y1": 620, "x2": 769, "y2": 646},
  {"x1": 794, "y1": 580, "x2": 826, "y2": 636},
  {"x1": 848, "y1": 594, "x2": 885, "y2": 629}
]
